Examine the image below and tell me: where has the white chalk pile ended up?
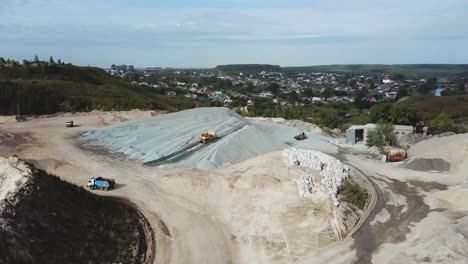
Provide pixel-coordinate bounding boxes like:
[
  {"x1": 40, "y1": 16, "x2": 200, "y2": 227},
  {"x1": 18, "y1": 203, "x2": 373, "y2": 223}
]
[
  {"x1": 283, "y1": 148, "x2": 349, "y2": 206},
  {"x1": 0, "y1": 157, "x2": 31, "y2": 206}
]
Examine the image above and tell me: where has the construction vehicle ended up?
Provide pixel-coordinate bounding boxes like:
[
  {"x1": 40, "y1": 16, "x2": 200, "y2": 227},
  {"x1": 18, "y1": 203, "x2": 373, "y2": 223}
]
[
  {"x1": 198, "y1": 132, "x2": 217, "y2": 143},
  {"x1": 294, "y1": 132, "x2": 308, "y2": 141},
  {"x1": 87, "y1": 177, "x2": 115, "y2": 191},
  {"x1": 384, "y1": 147, "x2": 407, "y2": 162},
  {"x1": 66, "y1": 121, "x2": 74, "y2": 127}
]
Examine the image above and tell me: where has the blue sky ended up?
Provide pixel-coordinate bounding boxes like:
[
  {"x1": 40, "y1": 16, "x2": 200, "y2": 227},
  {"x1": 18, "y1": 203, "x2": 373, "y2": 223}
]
[{"x1": 1, "y1": 0, "x2": 468, "y2": 67}]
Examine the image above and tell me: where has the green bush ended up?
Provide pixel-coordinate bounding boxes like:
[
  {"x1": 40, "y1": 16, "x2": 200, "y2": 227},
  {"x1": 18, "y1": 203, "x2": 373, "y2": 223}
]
[
  {"x1": 430, "y1": 112, "x2": 456, "y2": 134},
  {"x1": 316, "y1": 109, "x2": 341, "y2": 129},
  {"x1": 366, "y1": 122, "x2": 397, "y2": 150},
  {"x1": 337, "y1": 179, "x2": 368, "y2": 210}
]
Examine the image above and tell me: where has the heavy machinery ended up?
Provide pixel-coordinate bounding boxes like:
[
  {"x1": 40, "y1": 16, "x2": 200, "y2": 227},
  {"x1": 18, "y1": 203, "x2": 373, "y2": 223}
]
[
  {"x1": 294, "y1": 132, "x2": 308, "y2": 141},
  {"x1": 198, "y1": 132, "x2": 217, "y2": 143},
  {"x1": 66, "y1": 121, "x2": 74, "y2": 127},
  {"x1": 384, "y1": 147, "x2": 407, "y2": 162},
  {"x1": 87, "y1": 177, "x2": 115, "y2": 191}
]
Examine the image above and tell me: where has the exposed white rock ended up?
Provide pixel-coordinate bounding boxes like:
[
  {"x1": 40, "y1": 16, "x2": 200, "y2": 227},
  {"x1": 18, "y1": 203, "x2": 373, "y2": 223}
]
[
  {"x1": 0, "y1": 157, "x2": 31, "y2": 208},
  {"x1": 283, "y1": 148, "x2": 349, "y2": 206}
]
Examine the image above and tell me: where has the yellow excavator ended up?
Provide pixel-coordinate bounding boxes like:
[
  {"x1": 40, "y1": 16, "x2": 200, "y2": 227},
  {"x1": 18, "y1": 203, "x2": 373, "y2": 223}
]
[{"x1": 198, "y1": 132, "x2": 217, "y2": 143}]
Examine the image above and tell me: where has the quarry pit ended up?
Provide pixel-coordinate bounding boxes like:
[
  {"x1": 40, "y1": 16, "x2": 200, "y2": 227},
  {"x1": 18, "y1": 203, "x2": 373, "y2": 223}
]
[{"x1": 1, "y1": 108, "x2": 468, "y2": 264}]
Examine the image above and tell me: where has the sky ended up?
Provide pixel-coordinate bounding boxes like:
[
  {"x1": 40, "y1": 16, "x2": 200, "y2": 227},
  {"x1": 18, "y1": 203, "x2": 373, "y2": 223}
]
[{"x1": 1, "y1": 0, "x2": 468, "y2": 67}]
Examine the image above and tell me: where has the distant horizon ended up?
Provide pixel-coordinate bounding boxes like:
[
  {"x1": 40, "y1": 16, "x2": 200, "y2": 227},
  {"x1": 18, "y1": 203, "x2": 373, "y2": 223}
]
[
  {"x1": 112, "y1": 63, "x2": 468, "y2": 70},
  {"x1": 3, "y1": 56, "x2": 468, "y2": 70},
  {"x1": 2, "y1": 0, "x2": 468, "y2": 67}
]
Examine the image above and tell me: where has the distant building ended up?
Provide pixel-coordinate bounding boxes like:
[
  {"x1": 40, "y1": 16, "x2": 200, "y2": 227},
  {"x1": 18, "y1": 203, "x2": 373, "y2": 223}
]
[
  {"x1": 346, "y1": 124, "x2": 413, "y2": 145},
  {"x1": 259, "y1": 92, "x2": 273, "y2": 98},
  {"x1": 382, "y1": 74, "x2": 393, "y2": 84}
]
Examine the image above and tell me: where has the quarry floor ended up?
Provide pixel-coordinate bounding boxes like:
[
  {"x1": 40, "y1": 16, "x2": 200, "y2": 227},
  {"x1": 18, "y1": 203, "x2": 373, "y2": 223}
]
[{"x1": 1, "y1": 111, "x2": 468, "y2": 264}]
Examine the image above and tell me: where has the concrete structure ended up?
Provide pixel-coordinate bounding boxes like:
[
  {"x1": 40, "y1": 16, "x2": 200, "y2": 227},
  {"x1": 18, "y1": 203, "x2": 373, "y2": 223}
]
[{"x1": 346, "y1": 123, "x2": 413, "y2": 145}]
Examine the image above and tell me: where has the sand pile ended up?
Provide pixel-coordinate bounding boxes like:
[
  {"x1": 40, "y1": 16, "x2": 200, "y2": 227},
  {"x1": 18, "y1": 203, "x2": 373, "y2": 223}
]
[
  {"x1": 95, "y1": 117, "x2": 108, "y2": 126},
  {"x1": 0, "y1": 116, "x2": 18, "y2": 124},
  {"x1": 84, "y1": 107, "x2": 335, "y2": 170},
  {"x1": 109, "y1": 115, "x2": 128, "y2": 123},
  {"x1": 0, "y1": 157, "x2": 31, "y2": 206},
  {"x1": 282, "y1": 148, "x2": 349, "y2": 206},
  {"x1": 397, "y1": 133, "x2": 431, "y2": 149},
  {"x1": 404, "y1": 134, "x2": 468, "y2": 175},
  {"x1": 400, "y1": 158, "x2": 451, "y2": 172}
]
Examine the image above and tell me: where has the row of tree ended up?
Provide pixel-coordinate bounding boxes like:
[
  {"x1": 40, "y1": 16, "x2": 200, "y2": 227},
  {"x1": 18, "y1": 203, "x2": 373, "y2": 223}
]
[{"x1": 0, "y1": 56, "x2": 66, "y2": 67}]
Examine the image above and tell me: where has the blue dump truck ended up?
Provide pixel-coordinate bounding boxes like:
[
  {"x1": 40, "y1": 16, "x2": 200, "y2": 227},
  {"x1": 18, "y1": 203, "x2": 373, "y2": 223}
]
[{"x1": 87, "y1": 177, "x2": 116, "y2": 191}]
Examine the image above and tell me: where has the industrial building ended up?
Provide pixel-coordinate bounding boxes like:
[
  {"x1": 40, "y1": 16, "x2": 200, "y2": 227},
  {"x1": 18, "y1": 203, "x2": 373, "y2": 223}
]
[{"x1": 346, "y1": 123, "x2": 414, "y2": 145}]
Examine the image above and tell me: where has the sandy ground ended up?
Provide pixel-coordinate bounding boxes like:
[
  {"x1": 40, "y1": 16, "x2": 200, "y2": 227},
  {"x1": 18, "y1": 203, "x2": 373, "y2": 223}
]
[
  {"x1": 1, "y1": 111, "x2": 468, "y2": 264},
  {"x1": 0, "y1": 112, "x2": 341, "y2": 264}
]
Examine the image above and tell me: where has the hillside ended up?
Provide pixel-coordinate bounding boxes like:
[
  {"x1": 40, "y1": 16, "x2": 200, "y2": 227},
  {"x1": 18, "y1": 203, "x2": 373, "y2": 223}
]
[
  {"x1": 284, "y1": 64, "x2": 468, "y2": 78},
  {"x1": 0, "y1": 157, "x2": 155, "y2": 264},
  {"x1": 214, "y1": 64, "x2": 468, "y2": 78},
  {"x1": 0, "y1": 64, "x2": 195, "y2": 115},
  {"x1": 396, "y1": 95, "x2": 468, "y2": 122},
  {"x1": 216, "y1": 64, "x2": 282, "y2": 72}
]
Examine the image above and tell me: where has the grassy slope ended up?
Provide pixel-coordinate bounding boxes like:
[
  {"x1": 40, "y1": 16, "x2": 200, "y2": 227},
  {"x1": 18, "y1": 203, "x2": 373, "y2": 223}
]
[
  {"x1": 0, "y1": 64, "x2": 195, "y2": 115},
  {"x1": 397, "y1": 95, "x2": 468, "y2": 121},
  {"x1": 0, "y1": 166, "x2": 153, "y2": 264}
]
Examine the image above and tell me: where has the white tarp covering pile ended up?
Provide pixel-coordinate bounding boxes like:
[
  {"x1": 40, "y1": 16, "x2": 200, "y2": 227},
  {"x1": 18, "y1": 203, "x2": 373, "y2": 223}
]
[
  {"x1": 84, "y1": 107, "x2": 335, "y2": 170},
  {"x1": 283, "y1": 148, "x2": 349, "y2": 206},
  {"x1": 0, "y1": 157, "x2": 30, "y2": 207}
]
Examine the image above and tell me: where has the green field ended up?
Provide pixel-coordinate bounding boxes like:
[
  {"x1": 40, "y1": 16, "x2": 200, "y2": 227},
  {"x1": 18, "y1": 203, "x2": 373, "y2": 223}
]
[{"x1": 397, "y1": 95, "x2": 468, "y2": 122}]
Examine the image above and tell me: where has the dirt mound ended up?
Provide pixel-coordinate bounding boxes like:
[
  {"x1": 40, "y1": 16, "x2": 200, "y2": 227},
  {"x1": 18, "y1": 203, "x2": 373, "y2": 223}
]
[
  {"x1": 0, "y1": 158, "x2": 155, "y2": 263},
  {"x1": 400, "y1": 158, "x2": 451, "y2": 172},
  {"x1": 96, "y1": 116, "x2": 109, "y2": 126},
  {"x1": 407, "y1": 134, "x2": 468, "y2": 176},
  {"x1": 110, "y1": 115, "x2": 129, "y2": 123},
  {"x1": 398, "y1": 134, "x2": 431, "y2": 149},
  {"x1": 0, "y1": 116, "x2": 17, "y2": 124}
]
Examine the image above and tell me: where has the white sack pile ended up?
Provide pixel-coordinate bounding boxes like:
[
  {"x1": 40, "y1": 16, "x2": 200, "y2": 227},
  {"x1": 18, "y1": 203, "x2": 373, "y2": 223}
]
[{"x1": 283, "y1": 148, "x2": 349, "y2": 206}]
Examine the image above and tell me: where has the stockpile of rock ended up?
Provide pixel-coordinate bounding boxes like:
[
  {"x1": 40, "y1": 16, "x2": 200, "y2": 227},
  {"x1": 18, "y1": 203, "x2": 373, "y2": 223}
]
[
  {"x1": 0, "y1": 157, "x2": 31, "y2": 208},
  {"x1": 296, "y1": 174, "x2": 315, "y2": 197},
  {"x1": 283, "y1": 148, "x2": 349, "y2": 206}
]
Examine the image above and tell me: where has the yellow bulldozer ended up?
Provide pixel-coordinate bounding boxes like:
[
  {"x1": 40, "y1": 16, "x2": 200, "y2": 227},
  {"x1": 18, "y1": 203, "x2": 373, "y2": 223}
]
[{"x1": 198, "y1": 132, "x2": 217, "y2": 143}]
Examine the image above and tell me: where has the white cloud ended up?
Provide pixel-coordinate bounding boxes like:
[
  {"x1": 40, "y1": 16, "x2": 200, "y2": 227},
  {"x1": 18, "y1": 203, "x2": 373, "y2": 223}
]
[{"x1": 1, "y1": 0, "x2": 467, "y2": 66}]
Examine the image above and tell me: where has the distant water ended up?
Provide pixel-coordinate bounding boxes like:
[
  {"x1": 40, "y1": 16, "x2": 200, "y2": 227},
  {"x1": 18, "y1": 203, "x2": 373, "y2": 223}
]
[{"x1": 431, "y1": 87, "x2": 446, "y2": 96}]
